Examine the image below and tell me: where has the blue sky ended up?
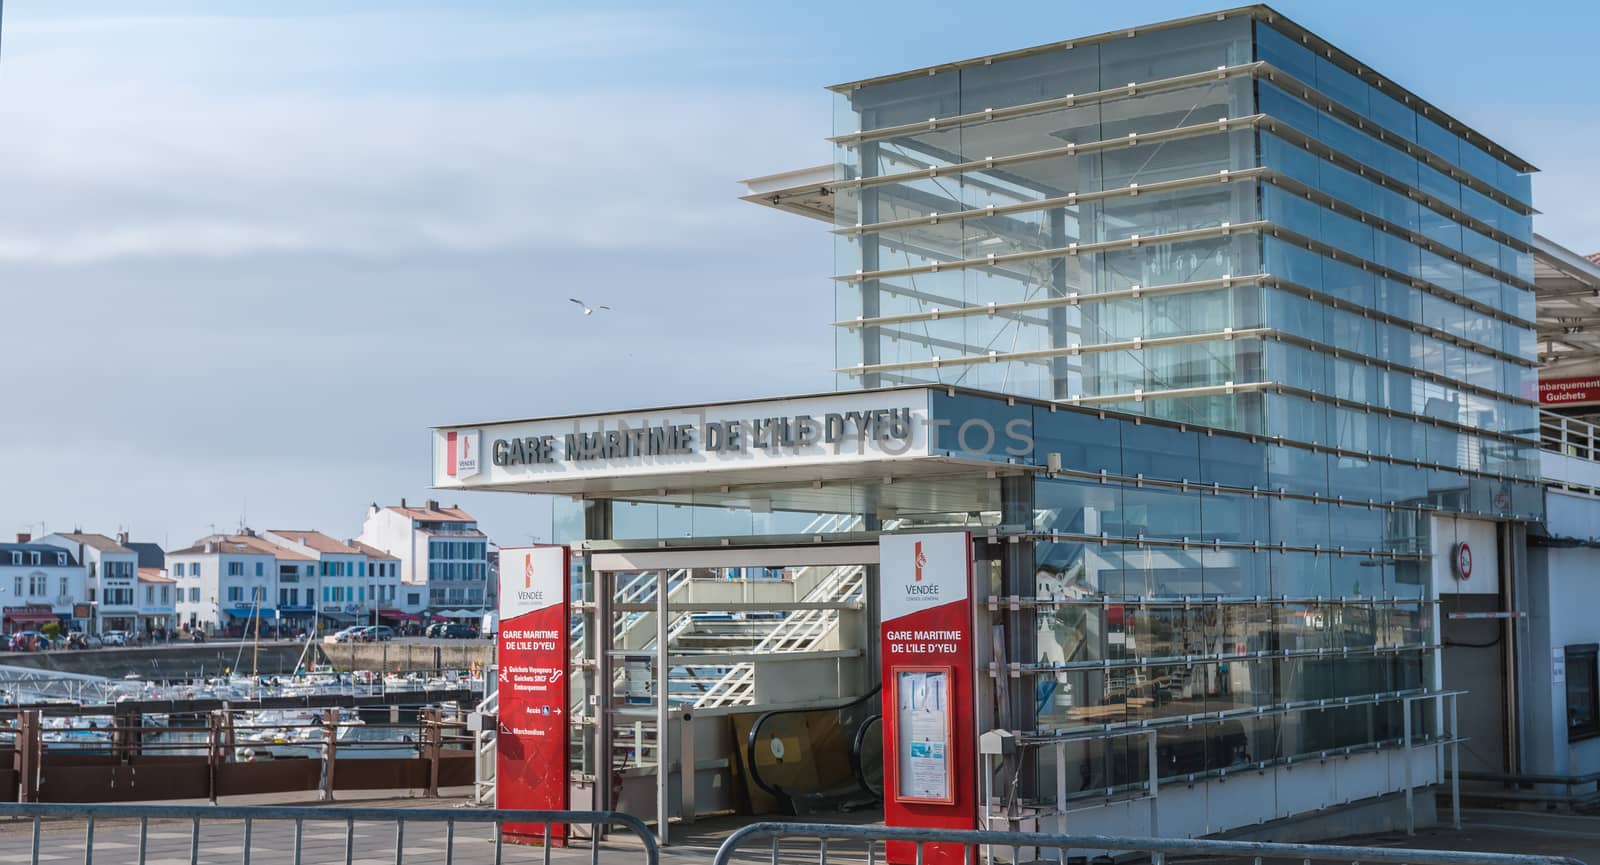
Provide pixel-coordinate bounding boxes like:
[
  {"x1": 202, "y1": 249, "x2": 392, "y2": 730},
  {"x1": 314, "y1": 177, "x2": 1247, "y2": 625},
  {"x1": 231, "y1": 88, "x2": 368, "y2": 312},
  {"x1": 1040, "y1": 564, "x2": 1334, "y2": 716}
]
[{"x1": 0, "y1": 0, "x2": 1593, "y2": 550}]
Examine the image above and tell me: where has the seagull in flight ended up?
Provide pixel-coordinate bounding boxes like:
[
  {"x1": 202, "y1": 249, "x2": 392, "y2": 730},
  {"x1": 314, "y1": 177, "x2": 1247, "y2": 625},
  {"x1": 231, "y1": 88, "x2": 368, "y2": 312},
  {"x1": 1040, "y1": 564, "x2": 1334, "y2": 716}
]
[{"x1": 569, "y1": 298, "x2": 611, "y2": 316}]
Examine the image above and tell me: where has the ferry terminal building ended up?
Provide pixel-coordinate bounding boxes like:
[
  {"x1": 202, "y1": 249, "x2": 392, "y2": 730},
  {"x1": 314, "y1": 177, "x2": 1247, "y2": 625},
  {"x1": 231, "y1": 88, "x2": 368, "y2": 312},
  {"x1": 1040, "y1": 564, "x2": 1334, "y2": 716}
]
[{"x1": 438, "y1": 5, "x2": 1600, "y2": 848}]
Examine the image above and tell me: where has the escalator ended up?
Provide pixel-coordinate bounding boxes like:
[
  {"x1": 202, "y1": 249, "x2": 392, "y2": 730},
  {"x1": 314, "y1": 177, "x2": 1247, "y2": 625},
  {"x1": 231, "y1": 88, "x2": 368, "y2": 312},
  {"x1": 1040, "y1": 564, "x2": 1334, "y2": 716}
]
[{"x1": 744, "y1": 687, "x2": 883, "y2": 815}]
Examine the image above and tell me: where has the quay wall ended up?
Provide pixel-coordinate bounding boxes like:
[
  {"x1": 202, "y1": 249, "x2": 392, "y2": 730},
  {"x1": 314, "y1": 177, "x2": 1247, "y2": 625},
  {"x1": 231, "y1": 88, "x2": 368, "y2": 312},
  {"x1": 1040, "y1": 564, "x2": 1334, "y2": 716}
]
[
  {"x1": 0, "y1": 639, "x2": 495, "y2": 681},
  {"x1": 316, "y1": 641, "x2": 495, "y2": 673},
  {"x1": 0, "y1": 643, "x2": 308, "y2": 680}
]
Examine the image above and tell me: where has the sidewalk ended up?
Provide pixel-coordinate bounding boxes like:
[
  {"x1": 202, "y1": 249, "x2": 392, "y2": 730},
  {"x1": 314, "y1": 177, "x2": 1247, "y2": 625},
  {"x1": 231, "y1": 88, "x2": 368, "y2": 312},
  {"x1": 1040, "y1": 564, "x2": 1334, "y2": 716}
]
[{"x1": 0, "y1": 802, "x2": 1596, "y2": 865}]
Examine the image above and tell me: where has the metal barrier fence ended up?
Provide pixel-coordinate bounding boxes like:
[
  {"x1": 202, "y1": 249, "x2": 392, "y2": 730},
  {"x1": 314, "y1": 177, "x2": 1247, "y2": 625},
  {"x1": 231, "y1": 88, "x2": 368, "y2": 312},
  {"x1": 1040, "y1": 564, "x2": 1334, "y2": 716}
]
[
  {"x1": 1453, "y1": 768, "x2": 1600, "y2": 806},
  {"x1": 0, "y1": 803, "x2": 657, "y2": 865},
  {"x1": 712, "y1": 822, "x2": 1588, "y2": 865}
]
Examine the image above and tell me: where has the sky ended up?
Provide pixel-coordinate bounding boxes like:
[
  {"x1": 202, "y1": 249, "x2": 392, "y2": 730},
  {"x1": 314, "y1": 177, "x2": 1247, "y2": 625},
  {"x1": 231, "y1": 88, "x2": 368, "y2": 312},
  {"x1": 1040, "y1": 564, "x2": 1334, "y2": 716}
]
[{"x1": 0, "y1": 0, "x2": 1594, "y2": 552}]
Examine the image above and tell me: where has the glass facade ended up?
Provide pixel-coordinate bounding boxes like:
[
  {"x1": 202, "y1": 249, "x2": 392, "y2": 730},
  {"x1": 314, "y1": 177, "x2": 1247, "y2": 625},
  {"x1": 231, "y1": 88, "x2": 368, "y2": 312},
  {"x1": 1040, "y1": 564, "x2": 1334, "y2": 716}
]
[
  {"x1": 831, "y1": 11, "x2": 1539, "y2": 484},
  {"x1": 826, "y1": 10, "x2": 1542, "y2": 804}
]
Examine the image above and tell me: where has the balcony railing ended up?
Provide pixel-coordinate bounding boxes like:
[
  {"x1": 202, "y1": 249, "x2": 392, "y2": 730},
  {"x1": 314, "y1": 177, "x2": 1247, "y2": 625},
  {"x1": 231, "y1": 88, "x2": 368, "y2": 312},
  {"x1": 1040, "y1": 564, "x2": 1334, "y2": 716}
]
[{"x1": 1542, "y1": 411, "x2": 1600, "y2": 462}]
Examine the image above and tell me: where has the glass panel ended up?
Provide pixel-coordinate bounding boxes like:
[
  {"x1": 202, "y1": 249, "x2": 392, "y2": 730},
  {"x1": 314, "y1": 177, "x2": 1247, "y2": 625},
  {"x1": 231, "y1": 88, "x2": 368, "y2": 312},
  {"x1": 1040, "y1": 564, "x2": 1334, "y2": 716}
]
[
  {"x1": 960, "y1": 44, "x2": 1100, "y2": 115},
  {"x1": 1099, "y1": 17, "x2": 1252, "y2": 86}
]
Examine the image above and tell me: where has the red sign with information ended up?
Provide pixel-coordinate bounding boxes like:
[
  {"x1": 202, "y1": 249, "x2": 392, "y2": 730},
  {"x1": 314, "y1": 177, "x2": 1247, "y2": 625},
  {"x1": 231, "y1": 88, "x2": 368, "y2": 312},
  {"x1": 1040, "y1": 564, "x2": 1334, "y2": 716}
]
[
  {"x1": 496, "y1": 545, "x2": 571, "y2": 845},
  {"x1": 879, "y1": 532, "x2": 975, "y2": 865},
  {"x1": 1540, "y1": 376, "x2": 1600, "y2": 407}
]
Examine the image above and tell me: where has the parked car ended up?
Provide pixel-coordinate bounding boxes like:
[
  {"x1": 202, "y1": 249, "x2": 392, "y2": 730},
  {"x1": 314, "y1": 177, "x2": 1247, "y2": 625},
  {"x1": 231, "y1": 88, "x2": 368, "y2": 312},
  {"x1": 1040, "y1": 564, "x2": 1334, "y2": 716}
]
[
  {"x1": 101, "y1": 631, "x2": 129, "y2": 647},
  {"x1": 424, "y1": 622, "x2": 445, "y2": 638},
  {"x1": 9, "y1": 631, "x2": 51, "y2": 652},
  {"x1": 439, "y1": 622, "x2": 480, "y2": 639},
  {"x1": 325, "y1": 626, "x2": 364, "y2": 644},
  {"x1": 357, "y1": 626, "x2": 396, "y2": 642}
]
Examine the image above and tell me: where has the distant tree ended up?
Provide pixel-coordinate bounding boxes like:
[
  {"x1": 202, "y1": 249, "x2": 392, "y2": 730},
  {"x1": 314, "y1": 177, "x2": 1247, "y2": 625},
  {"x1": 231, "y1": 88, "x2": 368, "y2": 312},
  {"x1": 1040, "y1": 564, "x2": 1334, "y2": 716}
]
[{"x1": 40, "y1": 621, "x2": 62, "y2": 640}]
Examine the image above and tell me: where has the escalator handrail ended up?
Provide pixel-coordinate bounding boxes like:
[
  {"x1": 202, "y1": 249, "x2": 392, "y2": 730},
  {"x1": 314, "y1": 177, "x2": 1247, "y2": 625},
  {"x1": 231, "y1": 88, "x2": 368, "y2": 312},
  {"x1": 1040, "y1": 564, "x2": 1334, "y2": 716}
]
[
  {"x1": 849, "y1": 713, "x2": 884, "y2": 801},
  {"x1": 745, "y1": 685, "x2": 882, "y2": 805}
]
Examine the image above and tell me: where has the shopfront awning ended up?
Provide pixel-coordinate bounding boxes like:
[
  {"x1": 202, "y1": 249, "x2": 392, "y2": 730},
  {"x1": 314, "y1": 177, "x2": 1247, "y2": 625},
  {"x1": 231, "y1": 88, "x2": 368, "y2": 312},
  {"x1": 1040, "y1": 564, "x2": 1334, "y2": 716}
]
[
  {"x1": 225, "y1": 608, "x2": 277, "y2": 620},
  {"x1": 4, "y1": 611, "x2": 59, "y2": 626},
  {"x1": 319, "y1": 611, "x2": 357, "y2": 625},
  {"x1": 379, "y1": 609, "x2": 421, "y2": 623},
  {"x1": 434, "y1": 609, "x2": 483, "y2": 619}
]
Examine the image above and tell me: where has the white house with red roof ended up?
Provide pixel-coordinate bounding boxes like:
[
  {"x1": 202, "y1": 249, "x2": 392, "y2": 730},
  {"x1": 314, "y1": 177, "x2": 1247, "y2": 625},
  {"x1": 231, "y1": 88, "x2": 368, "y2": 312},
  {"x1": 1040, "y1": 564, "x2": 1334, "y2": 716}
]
[{"x1": 357, "y1": 499, "x2": 491, "y2": 619}]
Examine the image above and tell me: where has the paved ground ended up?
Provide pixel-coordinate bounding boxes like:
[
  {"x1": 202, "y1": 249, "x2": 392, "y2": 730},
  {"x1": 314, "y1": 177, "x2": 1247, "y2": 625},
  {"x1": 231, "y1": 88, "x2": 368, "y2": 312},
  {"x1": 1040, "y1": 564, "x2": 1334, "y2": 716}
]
[{"x1": 0, "y1": 802, "x2": 1598, "y2": 865}]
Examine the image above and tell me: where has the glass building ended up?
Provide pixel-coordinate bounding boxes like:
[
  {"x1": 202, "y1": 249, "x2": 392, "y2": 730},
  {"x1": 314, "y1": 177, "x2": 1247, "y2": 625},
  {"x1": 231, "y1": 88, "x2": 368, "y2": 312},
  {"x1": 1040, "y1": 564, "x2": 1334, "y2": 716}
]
[
  {"x1": 825, "y1": 4, "x2": 1541, "y2": 808},
  {"x1": 448, "y1": 4, "x2": 1552, "y2": 840}
]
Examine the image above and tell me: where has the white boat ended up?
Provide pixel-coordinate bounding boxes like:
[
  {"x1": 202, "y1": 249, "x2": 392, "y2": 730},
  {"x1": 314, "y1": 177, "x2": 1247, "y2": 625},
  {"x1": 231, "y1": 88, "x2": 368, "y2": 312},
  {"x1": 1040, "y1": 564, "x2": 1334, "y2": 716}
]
[{"x1": 42, "y1": 716, "x2": 112, "y2": 750}]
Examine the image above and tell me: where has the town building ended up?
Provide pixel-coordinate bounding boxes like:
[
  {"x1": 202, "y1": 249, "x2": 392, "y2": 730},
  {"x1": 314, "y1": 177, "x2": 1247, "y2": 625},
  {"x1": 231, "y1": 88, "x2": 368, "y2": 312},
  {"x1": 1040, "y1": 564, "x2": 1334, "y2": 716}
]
[
  {"x1": 259, "y1": 530, "x2": 403, "y2": 630},
  {"x1": 347, "y1": 540, "x2": 411, "y2": 626},
  {"x1": 357, "y1": 500, "x2": 492, "y2": 619},
  {"x1": 168, "y1": 532, "x2": 289, "y2": 635},
  {"x1": 136, "y1": 568, "x2": 177, "y2": 634},
  {"x1": 34, "y1": 532, "x2": 142, "y2": 634},
  {"x1": 0, "y1": 536, "x2": 86, "y2": 633}
]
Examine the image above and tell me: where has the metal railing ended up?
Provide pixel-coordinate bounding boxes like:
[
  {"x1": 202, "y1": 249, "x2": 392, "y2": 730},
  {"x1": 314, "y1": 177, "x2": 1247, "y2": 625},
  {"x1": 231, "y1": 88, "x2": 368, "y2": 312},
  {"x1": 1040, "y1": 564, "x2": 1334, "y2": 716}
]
[
  {"x1": 1002, "y1": 690, "x2": 1464, "y2": 840},
  {"x1": 711, "y1": 822, "x2": 1586, "y2": 865},
  {"x1": 1452, "y1": 767, "x2": 1600, "y2": 806},
  {"x1": 0, "y1": 803, "x2": 656, "y2": 865},
  {"x1": 1542, "y1": 410, "x2": 1600, "y2": 461}
]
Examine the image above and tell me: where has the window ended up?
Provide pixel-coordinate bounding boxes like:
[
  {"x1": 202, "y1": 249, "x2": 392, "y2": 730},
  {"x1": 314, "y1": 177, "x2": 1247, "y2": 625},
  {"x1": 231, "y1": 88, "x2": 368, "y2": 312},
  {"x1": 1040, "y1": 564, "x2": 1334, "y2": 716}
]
[
  {"x1": 227, "y1": 587, "x2": 242, "y2": 603},
  {"x1": 1569, "y1": 645, "x2": 1599, "y2": 741},
  {"x1": 58, "y1": 577, "x2": 67, "y2": 598},
  {"x1": 227, "y1": 562, "x2": 243, "y2": 577},
  {"x1": 174, "y1": 563, "x2": 184, "y2": 577},
  {"x1": 8, "y1": 552, "x2": 17, "y2": 565},
  {"x1": 29, "y1": 552, "x2": 39, "y2": 566},
  {"x1": 255, "y1": 562, "x2": 264, "y2": 577},
  {"x1": 28, "y1": 575, "x2": 46, "y2": 596},
  {"x1": 189, "y1": 587, "x2": 200, "y2": 603},
  {"x1": 12, "y1": 576, "x2": 20, "y2": 595},
  {"x1": 192, "y1": 563, "x2": 202, "y2": 578},
  {"x1": 160, "y1": 586, "x2": 170, "y2": 604},
  {"x1": 408, "y1": 592, "x2": 421, "y2": 606},
  {"x1": 55, "y1": 553, "x2": 66, "y2": 566},
  {"x1": 145, "y1": 587, "x2": 154, "y2": 604}
]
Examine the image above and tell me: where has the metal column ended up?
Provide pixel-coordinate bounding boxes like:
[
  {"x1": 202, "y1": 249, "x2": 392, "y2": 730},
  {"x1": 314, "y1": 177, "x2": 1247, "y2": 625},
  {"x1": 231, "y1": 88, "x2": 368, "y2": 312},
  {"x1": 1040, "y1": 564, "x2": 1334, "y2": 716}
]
[
  {"x1": 863, "y1": 506, "x2": 883, "y2": 684},
  {"x1": 584, "y1": 501, "x2": 612, "y2": 814},
  {"x1": 1501, "y1": 521, "x2": 1524, "y2": 774},
  {"x1": 1048, "y1": 208, "x2": 1072, "y2": 399},
  {"x1": 999, "y1": 475, "x2": 1037, "y2": 799},
  {"x1": 656, "y1": 569, "x2": 670, "y2": 846},
  {"x1": 860, "y1": 140, "x2": 881, "y2": 390}
]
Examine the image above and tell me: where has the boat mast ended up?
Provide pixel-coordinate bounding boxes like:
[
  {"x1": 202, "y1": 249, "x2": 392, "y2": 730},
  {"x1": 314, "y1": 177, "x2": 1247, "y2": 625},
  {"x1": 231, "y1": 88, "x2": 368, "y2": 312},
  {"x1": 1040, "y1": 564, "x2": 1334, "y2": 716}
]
[{"x1": 250, "y1": 590, "x2": 262, "y2": 699}]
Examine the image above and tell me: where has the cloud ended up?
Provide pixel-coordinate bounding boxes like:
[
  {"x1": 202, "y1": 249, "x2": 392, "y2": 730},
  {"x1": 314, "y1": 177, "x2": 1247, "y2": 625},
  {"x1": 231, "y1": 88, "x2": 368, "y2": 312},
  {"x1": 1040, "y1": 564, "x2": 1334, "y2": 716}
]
[{"x1": 0, "y1": 8, "x2": 829, "y2": 264}]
